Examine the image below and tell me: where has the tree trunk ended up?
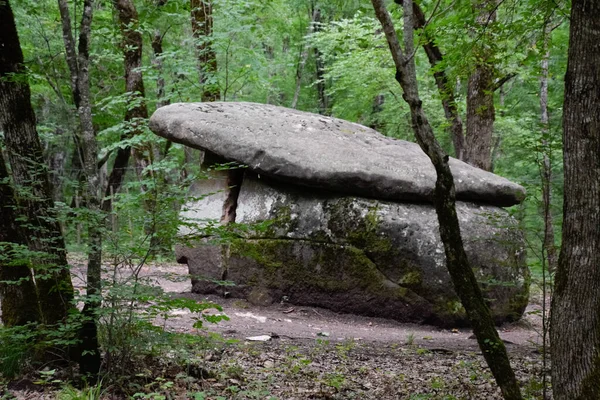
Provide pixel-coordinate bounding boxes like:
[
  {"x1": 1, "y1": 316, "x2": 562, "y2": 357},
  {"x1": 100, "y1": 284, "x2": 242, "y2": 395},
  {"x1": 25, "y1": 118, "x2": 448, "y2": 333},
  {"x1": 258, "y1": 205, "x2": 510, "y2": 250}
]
[
  {"x1": 191, "y1": 0, "x2": 219, "y2": 101},
  {"x1": 464, "y1": 0, "x2": 497, "y2": 171},
  {"x1": 45, "y1": 127, "x2": 68, "y2": 202},
  {"x1": 394, "y1": 0, "x2": 465, "y2": 159},
  {"x1": 58, "y1": 0, "x2": 102, "y2": 376},
  {"x1": 152, "y1": 30, "x2": 170, "y2": 110},
  {"x1": 0, "y1": 0, "x2": 74, "y2": 326},
  {"x1": 104, "y1": 0, "x2": 151, "y2": 212},
  {"x1": 313, "y1": 8, "x2": 329, "y2": 115},
  {"x1": 550, "y1": 1, "x2": 600, "y2": 398},
  {"x1": 539, "y1": 24, "x2": 557, "y2": 275},
  {"x1": 291, "y1": 8, "x2": 319, "y2": 110},
  {"x1": 0, "y1": 149, "x2": 41, "y2": 327},
  {"x1": 369, "y1": 94, "x2": 385, "y2": 130},
  {"x1": 370, "y1": 1, "x2": 522, "y2": 399}
]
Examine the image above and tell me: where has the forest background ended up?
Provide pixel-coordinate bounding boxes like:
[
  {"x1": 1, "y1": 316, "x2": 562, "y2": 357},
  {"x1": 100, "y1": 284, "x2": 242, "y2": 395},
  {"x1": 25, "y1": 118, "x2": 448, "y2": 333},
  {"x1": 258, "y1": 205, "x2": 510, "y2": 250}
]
[{"x1": 0, "y1": 0, "x2": 583, "y2": 398}]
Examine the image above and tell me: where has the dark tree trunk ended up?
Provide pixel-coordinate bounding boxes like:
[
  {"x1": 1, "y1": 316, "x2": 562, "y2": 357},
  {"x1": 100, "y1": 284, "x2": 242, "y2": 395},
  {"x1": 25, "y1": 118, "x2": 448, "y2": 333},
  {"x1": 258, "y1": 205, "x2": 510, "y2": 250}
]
[
  {"x1": 370, "y1": 1, "x2": 522, "y2": 399},
  {"x1": 369, "y1": 94, "x2": 385, "y2": 130},
  {"x1": 0, "y1": 0, "x2": 74, "y2": 326},
  {"x1": 104, "y1": 0, "x2": 151, "y2": 212},
  {"x1": 191, "y1": 0, "x2": 219, "y2": 101},
  {"x1": 550, "y1": 1, "x2": 600, "y2": 398},
  {"x1": 464, "y1": 0, "x2": 497, "y2": 171},
  {"x1": 394, "y1": 0, "x2": 465, "y2": 159},
  {"x1": 0, "y1": 149, "x2": 41, "y2": 327},
  {"x1": 58, "y1": 0, "x2": 102, "y2": 377}
]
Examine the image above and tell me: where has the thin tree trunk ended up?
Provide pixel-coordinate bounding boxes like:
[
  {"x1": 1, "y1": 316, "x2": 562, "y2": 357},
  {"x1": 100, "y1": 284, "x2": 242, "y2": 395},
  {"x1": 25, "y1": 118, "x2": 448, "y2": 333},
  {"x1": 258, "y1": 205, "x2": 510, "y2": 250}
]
[
  {"x1": 370, "y1": 1, "x2": 522, "y2": 398},
  {"x1": 537, "y1": 32, "x2": 554, "y2": 396},
  {"x1": 464, "y1": 0, "x2": 497, "y2": 171},
  {"x1": 369, "y1": 94, "x2": 385, "y2": 130},
  {"x1": 539, "y1": 24, "x2": 557, "y2": 275},
  {"x1": 191, "y1": 0, "x2": 219, "y2": 101},
  {"x1": 58, "y1": 0, "x2": 102, "y2": 376},
  {"x1": 0, "y1": 149, "x2": 41, "y2": 327},
  {"x1": 150, "y1": 28, "x2": 177, "y2": 255},
  {"x1": 550, "y1": 0, "x2": 600, "y2": 398},
  {"x1": 313, "y1": 8, "x2": 329, "y2": 115},
  {"x1": 104, "y1": 0, "x2": 151, "y2": 212},
  {"x1": 152, "y1": 30, "x2": 170, "y2": 110},
  {"x1": 264, "y1": 44, "x2": 279, "y2": 104},
  {"x1": 46, "y1": 127, "x2": 68, "y2": 202},
  {"x1": 0, "y1": 0, "x2": 74, "y2": 326},
  {"x1": 291, "y1": 8, "x2": 319, "y2": 109},
  {"x1": 394, "y1": 0, "x2": 465, "y2": 159}
]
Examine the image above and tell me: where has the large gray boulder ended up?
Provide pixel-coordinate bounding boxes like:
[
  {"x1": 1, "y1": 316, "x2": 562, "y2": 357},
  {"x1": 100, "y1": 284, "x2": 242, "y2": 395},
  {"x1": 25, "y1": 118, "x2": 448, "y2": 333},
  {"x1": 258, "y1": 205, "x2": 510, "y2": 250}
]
[
  {"x1": 150, "y1": 102, "x2": 525, "y2": 207},
  {"x1": 150, "y1": 102, "x2": 530, "y2": 326},
  {"x1": 177, "y1": 172, "x2": 528, "y2": 326}
]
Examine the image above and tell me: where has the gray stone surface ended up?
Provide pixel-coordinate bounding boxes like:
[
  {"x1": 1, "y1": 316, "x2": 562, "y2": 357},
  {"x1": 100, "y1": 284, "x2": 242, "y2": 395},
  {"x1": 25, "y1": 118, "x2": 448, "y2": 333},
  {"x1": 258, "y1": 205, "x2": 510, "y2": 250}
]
[
  {"x1": 181, "y1": 174, "x2": 529, "y2": 327},
  {"x1": 150, "y1": 102, "x2": 525, "y2": 207},
  {"x1": 178, "y1": 168, "x2": 231, "y2": 236}
]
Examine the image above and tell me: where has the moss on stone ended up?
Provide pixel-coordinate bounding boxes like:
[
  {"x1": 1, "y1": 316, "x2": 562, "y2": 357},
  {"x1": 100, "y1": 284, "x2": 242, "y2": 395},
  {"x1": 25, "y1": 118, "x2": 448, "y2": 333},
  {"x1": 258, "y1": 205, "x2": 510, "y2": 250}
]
[
  {"x1": 399, "y1": 270, "x2": 422, "y2": 287},
  {"x1": 446, "y1": 300, "x2": 466, "y2": 316},
  {"x1": 230, "y1": 239, "x2": 283, "y2": 271},
  {"x1": 345, "y1": 205, "x2": 393, "y2": 253},
  {"x1": 227, "y1": 237, "x2": 411, "y2": 303},
  {"x1": 267, "y1": 203, "x2": 298, "y2": 235}
]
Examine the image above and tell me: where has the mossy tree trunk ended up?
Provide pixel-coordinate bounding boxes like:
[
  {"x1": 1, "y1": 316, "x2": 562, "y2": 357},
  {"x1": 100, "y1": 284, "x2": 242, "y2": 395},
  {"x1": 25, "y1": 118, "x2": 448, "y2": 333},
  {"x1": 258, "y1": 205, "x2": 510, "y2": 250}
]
[
  {"x1": 550, "y1": 0, "x2": 600, "y2": 397},
  {"x1": 370, "y1": 1, "x2": 522, "y2": 399},
  {"x1": 0, "y1": 0, "x2": 74, "y2": 326}
]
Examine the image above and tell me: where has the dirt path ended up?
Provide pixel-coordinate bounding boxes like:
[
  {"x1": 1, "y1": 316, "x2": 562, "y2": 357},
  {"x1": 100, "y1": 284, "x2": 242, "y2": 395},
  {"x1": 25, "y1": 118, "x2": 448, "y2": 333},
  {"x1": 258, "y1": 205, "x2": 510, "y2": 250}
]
[{"x1": 128, "y1": 263, "x2": 542, "y2": 353}]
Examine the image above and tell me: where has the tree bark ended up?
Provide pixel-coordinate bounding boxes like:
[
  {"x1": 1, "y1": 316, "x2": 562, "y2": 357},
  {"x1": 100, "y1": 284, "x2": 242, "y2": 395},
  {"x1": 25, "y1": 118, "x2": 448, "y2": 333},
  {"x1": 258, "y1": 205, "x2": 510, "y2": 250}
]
[
  {"x1": 370, "y1": 1, "x2": 522, "y2": 399},
  {"x1": 464, "y1": 0, "x2": 497, "y2": 171},
  {"x1": 191, "y1": 0, "x2": 219, "y2": 101},
  {"x1": 550, "y1": 0, "x2": 600, "y2": 398},
  {"x1": 104, "y1": 0, "x2": 151, "y2": 212},
  {"x1": 58, "y1": 0, "x2": 102, "y2": 376},
  {"x1": 0, "y1": 0, "x2": 74, "y2": 326},
  {"x1": 0, "y1": 149, "x2": 41, "y2": 327},
  {"x1": 394, "y1": 0, "x2": 465, "y2": 159},
  {"x1": 539, "y1": 23, "x2": 557, "y2": 275}
]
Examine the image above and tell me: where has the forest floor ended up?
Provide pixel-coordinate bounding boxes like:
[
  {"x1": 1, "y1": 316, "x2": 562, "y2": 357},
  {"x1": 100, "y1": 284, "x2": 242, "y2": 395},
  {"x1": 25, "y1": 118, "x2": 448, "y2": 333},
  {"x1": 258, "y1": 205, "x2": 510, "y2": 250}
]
[{"x1": 4, "y1": 261, "x2": 550, "y2": 399}]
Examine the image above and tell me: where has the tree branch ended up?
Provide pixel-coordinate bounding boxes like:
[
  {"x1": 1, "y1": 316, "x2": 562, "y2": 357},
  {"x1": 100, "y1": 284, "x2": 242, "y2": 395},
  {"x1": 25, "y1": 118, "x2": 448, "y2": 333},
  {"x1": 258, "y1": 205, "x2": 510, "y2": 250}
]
[{"x1": 493, "y1": 72, "x2": 517, "y2": 91}]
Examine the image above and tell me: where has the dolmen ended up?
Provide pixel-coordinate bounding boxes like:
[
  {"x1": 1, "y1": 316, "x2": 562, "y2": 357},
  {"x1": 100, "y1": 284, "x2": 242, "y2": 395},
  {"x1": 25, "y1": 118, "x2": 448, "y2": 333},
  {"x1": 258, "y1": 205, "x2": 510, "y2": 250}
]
[{"x1": 149, "y1": 102, "x2": 529, "y2": 327}]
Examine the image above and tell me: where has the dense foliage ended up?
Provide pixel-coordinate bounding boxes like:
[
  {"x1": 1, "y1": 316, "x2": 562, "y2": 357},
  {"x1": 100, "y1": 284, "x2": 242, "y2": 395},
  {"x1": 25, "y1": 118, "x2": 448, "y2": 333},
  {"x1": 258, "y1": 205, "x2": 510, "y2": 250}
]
[{"x1": 0, "y1": 0, "x2": 573, "y2": 397}]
